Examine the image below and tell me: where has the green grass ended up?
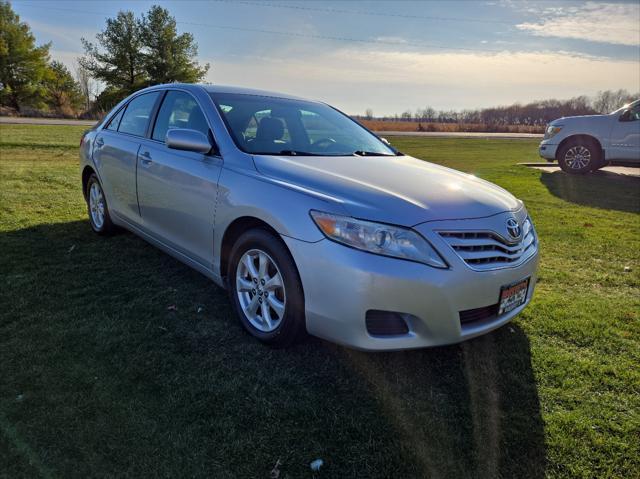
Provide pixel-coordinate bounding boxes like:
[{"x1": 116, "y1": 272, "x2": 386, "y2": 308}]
[{"x1": 1, "y1": 125, "x2": 639, "y2": 478}]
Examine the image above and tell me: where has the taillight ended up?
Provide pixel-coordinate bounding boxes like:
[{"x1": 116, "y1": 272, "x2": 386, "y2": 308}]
[{"x1": 80, "y1": 129, "x2": 91, "y2": 147}]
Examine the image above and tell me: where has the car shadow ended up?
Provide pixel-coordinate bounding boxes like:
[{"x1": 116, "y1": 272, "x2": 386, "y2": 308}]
[
  {"x1": 0, "y1": 220, "x2": 546, "y2": 478},
  {"x1": 540, "y1": 169, "x2": 640, "y2": 214},
  {"x1": 323, "y1": 326, "x2": 547, "y2": 478}
]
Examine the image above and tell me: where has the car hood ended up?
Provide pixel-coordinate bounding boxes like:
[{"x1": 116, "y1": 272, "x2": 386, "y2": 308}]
[
  {"x1": 551, "y1": 114, "x2": 613, "y2": 126},
  {"x1": 252, "y1": 154, "x2": 521, "y2": 225}
]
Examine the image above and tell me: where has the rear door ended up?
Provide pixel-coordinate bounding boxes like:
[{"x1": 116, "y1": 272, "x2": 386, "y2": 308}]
[
  {"x1": 609, "y1": 103, "x2": 640, "y2": 162},
  {"x1": 136, "y1": 90, "x2": 222, "y2": 267},
  {"x1": 92, "y1": 91, "x2": 161, "y2": 222}
]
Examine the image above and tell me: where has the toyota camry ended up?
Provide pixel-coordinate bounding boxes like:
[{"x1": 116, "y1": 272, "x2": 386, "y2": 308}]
[{"x1": 80, "y1": 84, "x2": 539, "y2": 350}]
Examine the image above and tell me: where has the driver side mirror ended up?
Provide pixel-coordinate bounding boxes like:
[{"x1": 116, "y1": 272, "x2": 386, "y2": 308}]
[
  {"x1": 380, "y1": 137, "x2": 391, "y2": 145},
  {"x1": 619, "y1": 110, "x2": 632, "y2": 122},
  {"x1": 166, "y1": 129, "x2": 213, "y2": 154}
]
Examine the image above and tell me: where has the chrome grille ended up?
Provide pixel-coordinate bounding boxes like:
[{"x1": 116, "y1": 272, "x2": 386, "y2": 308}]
[{"x1": 438, "y1": 218, "x2": 536, "y2": 271}]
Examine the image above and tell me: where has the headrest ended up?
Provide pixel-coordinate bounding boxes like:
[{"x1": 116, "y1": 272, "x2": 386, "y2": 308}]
[{"x1": 256, "y1": 117, "x2": 285, "y2": 141}]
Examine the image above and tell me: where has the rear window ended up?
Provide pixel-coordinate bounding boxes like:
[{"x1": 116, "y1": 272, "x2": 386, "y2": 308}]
[{"x1": 118, "y1": 92, "x2": 160, "y2": 137}]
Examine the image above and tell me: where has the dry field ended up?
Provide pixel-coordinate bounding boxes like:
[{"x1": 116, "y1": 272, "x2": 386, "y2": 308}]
[{"x1": 360, "y1": 119, "x2": 545, "y2": 134}]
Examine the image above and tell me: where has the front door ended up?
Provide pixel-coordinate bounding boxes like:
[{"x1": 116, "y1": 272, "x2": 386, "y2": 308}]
[
  {"x1": 609, "y1": 103, "x2": 640, "y2": 162},
  {"x1": 136, "y1": 90, "x2": 222, "y2": 267}
]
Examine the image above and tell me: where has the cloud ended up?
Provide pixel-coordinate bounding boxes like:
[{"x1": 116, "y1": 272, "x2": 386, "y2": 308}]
[
  {"x1": 209, "y1": 48, "x2": 640, "y2": 114},
  {"x1": 516, "y1": 2, "x2": 640, "y2": 46},
  {"x1": 374, "y1": 36, "x2": 409, "y2": 44},
  {"x1": 49, "y1": 49, "x2": 83, "y2": 70},
  {"x1": 25, "y1": 18, "x2": 95, "y2": 48}
]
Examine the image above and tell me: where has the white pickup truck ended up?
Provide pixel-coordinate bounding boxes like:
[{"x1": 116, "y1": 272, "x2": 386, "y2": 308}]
[{"x1": 539, "y1": 99, "x2": 640, "y2": 174}]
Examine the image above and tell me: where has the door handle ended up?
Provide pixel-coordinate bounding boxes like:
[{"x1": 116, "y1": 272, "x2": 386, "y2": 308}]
[{"x1": 140, "y1": 151, "x2": 153, "y2": 165}]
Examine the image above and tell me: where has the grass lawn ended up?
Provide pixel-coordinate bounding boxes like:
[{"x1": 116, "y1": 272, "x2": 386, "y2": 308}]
[{"x1": 1, "y1": 125, "x2": 638, "y2": 478}]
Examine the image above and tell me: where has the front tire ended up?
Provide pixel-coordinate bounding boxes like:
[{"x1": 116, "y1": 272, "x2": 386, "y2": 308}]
[
  {"x1": 557, "y1": 139, "x2": 601, "y2": 174},
  {"x1": 228, "y1": 229, "x2": 306, "y2": 347},
  {"x1": 86, "y1": 174, "x2": 116, "y2": 235}
]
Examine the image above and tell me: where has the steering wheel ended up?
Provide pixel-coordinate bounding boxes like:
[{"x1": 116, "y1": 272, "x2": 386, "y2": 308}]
[{"x1": 312, "y1": 137, "x2": 337, "y2": 150}]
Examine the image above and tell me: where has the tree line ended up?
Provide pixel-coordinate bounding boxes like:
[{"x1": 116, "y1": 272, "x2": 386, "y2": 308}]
[
  {"x1": 359, "y1": 90, "x2": 638, "y2": 128},
  {"x1": 0, "y1": 1, "x2": 208, "y2": 117}
]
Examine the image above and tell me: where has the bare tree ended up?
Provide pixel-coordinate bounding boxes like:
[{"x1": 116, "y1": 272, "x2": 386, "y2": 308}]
[
  {"x1": 423, "y1": 106, "x2": 436, "y2": 122},
  {"x1": 364, "y1": 108, "x2": 373, "y2": 120},
  {"x1": 591, "y1": 89, "x2": 636, "y2": 114},
  {"x1": 401, "y1": 110, "x2": 413, "y2": 121},
  {"x1": 75, "y1": 61, "x2": 95, "y2": 112}
]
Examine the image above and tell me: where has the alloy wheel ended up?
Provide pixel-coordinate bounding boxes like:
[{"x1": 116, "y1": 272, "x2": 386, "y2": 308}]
[
  {"x1": 564, "y1": 145, "x2": 591, "y2": 170},
  {"x1": 89, "y1": 182, "x2": 105, "y2": 229},
  {"x1": 235, "y1": 249, "x2": 286, "y2": 332}
]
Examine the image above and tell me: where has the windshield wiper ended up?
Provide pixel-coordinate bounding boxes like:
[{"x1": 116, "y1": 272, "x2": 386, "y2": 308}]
[
  {"x1": 259, "y1": 149, "x2": 402, "y2": 157},
  {"x1": 277, "y1": 150, "x2": 322, "y2": 156},
  {"x1": 352, "y1": 150, "x2": 396, "y2": 157}
]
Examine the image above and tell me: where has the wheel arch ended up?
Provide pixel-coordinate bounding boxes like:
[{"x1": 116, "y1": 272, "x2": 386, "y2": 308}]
[
  {"x1": 555, "y1": 134, "x2": 603, "y2": 161},
  {"x1": 219, "y1": 216, "x2": 285, "y2": 282},
  {"x1": 81, "y1": 165, "x2": 96, "y2": 200}
]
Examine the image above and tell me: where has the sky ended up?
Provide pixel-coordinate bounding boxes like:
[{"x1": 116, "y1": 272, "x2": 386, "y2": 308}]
[{"x1": 11, "y1": 0, "x2": 640, "y2": 115}]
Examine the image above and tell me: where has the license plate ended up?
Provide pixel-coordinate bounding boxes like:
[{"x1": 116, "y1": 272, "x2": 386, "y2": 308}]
[{"x1": 498, "y1": 277, "x2": 530, "y2": 315}]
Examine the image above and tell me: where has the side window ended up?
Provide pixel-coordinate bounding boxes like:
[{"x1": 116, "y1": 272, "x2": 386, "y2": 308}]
[
  {"x1": 106, "y1": 108, "x2": 124, "y2": 131},
  {"x1": 630, "y1": 104, "x2": 640, "y2": 121},
  {"x1": 118, "y1": 92, "x2": 160, "y2": 137},
  {"x1": 152, "y1": 91, "x2": 209, "y2": 142}
]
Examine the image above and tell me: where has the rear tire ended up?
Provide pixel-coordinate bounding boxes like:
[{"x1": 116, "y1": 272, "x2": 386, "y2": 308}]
[
  {"x1": 86, "y1": 174, "x2": 116, "y2": 235},
  {"x1": 557, "y1": 138, "x2": 601, "y2": 174},
  {"x1": 228, "y1": 229, "x2": 306, "y2": 347}
]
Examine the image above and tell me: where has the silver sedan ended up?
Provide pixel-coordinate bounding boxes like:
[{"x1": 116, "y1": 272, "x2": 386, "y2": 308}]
[{"x1": 80, "y1": 84, "x2": 539, "y2": 350}]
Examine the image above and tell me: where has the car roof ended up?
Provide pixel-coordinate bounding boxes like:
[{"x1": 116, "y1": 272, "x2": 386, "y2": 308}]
[{"x1": 144, "y1": 83, "x2": 309, "y2": 101}]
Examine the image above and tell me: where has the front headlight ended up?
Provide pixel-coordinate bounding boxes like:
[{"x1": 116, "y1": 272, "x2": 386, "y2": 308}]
[
  {"x1": 310, "y1": 210, "x2": 447, "y2": 268},
  {"x1": 544, "y1": 125, "x2": 562, "y2": 139}
]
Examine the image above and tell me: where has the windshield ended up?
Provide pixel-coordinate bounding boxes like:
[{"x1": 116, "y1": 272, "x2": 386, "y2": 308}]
[
  {"x1": 210, "y1": 93, "x2": 396, "y2": 156},
  {"x1": 611, "y1": 99, "x2": 640, "y2": 114}
]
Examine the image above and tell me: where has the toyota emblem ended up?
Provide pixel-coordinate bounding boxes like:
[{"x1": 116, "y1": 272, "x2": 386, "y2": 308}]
[{"x1": 506, "y1": 218, "x2": 521, "y2": 239}]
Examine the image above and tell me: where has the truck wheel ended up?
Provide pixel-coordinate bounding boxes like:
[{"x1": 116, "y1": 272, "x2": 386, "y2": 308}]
[{"x1": 557, "y1": 139, "x2": 601, "y2": 174}]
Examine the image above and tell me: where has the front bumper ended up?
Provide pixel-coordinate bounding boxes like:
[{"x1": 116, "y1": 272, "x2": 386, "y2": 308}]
[
  {"x1": 538, "y1": 140, "x2": 558, "y2": 161},
  {"x1": 283, "y1": 211, "x2": 539, "y2": 351}
]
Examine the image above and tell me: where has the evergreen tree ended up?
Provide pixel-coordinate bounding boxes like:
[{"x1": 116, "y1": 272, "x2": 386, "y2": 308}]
[
  {"x1": 0, "y1": 0, "x2": 50, "y2": 111},
  {"x1": 81, "y1": 5, "x2": 210, "y2": 108},
  {"x1": 80, "y1": 11, "x2": 146, "y2": 97},
  {"x1": 141, "y1": 6, "x2": 209, "y2": 85},
  {"x1": 43, "y1": 60, "x2": 83, "y2": 115}
]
